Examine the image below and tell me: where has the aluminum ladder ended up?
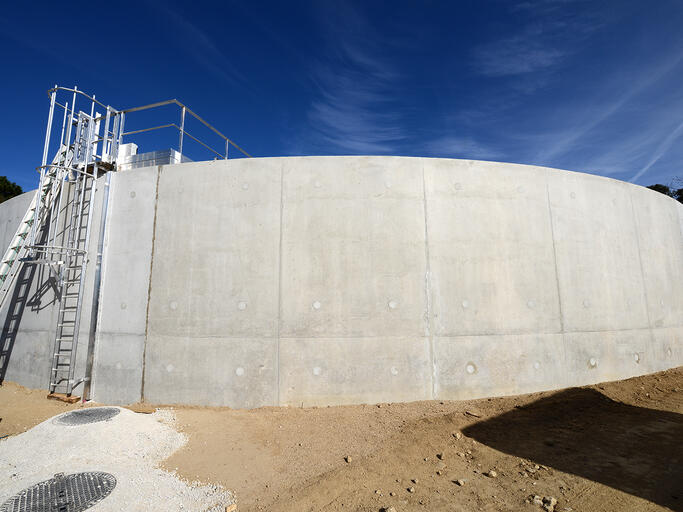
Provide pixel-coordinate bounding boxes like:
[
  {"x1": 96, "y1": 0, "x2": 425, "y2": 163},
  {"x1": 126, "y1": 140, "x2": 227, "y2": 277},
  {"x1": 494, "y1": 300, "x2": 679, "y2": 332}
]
[
  {"x1": 46, "y1": 112, "x2": 100, "y2": 396},
  {"x1": 0, "y1": 145, "x2": 71, "y2": 311}
]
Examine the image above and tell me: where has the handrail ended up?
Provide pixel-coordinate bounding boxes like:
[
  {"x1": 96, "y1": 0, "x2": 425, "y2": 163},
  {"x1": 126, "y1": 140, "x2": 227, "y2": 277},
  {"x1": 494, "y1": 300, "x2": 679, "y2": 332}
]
[
  {"x1": 47, "y1": 86, "x2": 111, "y2": 111},
  {"x1": 45, "y1": 85, "x2": 252, "y2": 161},
  {"x1": 116, "y1": 98, "x2": 252, "y2": 158}
]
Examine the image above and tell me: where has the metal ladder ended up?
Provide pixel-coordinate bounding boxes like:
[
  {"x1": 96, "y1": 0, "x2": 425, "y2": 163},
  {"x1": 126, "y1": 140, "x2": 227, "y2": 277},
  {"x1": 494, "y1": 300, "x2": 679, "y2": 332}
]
[
  {"x1": 43, "y1": 110, "x2": 100, "y2": 396},
  {"x1": 0, "y1": 145, "x2": 71, "y2": 311},
  {"x1": 48, "y1": 168, "x2": 96, "y2": 395}
]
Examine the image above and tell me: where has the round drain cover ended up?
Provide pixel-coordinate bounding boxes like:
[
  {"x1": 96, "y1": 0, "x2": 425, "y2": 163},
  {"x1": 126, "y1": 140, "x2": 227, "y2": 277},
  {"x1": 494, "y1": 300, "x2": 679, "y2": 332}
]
[
  {"x1": 0, "y1": 472, "x2": 116, "y2": 512},
  {"x1": 53, "y1": 407, "x2": 120, "y2": 426}
]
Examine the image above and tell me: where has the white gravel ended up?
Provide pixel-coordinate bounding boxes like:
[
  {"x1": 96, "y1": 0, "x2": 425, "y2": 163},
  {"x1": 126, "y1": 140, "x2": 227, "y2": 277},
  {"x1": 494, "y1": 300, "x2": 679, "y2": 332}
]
[{"x1": 0, "y1": 407, "x2": 235, "y2": 511}]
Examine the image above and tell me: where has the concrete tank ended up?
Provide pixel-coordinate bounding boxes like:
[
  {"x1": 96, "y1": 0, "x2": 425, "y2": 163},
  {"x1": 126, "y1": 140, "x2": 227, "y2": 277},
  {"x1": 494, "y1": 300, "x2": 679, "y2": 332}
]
[{"x1": 0, "y1": 157, "x2": 681, "y2": 407}]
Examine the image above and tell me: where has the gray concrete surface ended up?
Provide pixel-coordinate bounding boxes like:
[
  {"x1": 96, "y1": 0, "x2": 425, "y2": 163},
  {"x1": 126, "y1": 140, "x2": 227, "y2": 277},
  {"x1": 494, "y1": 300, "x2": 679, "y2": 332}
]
[{"x1": 0, "y1": 157, "x2": 681, "y2": 407}]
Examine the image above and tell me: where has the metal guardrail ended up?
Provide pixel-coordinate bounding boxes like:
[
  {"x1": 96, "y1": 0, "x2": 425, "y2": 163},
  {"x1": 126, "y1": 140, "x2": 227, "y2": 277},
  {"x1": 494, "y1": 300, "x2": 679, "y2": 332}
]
[{"x1": 45, "y1": 85, "x2": 251, "y2": 165}]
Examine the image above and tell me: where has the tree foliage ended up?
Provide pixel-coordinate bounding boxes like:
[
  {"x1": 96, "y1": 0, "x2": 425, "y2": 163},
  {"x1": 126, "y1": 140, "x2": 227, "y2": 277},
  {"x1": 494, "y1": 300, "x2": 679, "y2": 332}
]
[
  {"x1": 0, "y1": 176, "x2": 23, "y2": 204},
  {"x1": 646, "y1": 183, "x2": 683, "y2": 204}
]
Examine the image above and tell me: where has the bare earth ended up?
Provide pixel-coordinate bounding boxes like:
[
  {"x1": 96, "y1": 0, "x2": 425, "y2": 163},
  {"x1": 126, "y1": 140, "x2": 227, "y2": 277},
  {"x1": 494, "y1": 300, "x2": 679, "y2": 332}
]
[{"x1": 1, "y1": 368, "x2": 681, "y2": 512}]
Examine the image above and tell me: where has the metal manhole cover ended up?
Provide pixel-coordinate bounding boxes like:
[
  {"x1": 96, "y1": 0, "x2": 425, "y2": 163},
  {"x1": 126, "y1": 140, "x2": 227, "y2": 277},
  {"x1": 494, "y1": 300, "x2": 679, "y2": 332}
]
[
  {"x1": 53, "y1": 407, "x2": 120, "y2": 426},
  {"x1": 0, "y1": 472, "x2": 116, "y2": 512}
]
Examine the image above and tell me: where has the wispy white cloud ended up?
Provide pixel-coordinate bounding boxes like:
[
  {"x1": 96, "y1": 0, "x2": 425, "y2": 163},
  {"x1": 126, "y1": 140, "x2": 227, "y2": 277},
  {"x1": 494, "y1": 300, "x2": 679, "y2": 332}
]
[
  {"x1": 422, "y1": 136, "x2": 501, "y2": 160},
  {"x1": 474, "y1": 28, "x2": 568, "y2": 77},
  {"x1": 629, "y1": 119, "x2": 683, "y2": 183},
  {"x1": 304, "y1": 4, "x2": 407, "y2": 154},
  {"x1": 154, "y1": 3, "x2": 245, "y2": 85},
  {"x1": 472, "y1": 2, "x2": 602, "y2": 78},
  {"x1": 536, "y1": 50, "x2": 683, "y2": 163}
]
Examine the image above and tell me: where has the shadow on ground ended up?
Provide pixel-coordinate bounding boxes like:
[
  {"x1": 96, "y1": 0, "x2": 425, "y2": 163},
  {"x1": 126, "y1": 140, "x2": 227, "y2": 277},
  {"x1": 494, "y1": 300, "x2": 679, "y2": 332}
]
[{"x1": 463, "y1": 388, "x2": 683, "y2": 511}]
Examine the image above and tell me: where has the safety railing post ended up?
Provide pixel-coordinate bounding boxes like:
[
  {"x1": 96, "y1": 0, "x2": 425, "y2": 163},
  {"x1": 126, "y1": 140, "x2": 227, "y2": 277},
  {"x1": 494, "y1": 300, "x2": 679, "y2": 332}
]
[
  {"x1": 179, "y1": 106, "x2": 186, "y2": 157},
  {"x1": 42, "y1": 87, "x2": 57, "y2": 168}
]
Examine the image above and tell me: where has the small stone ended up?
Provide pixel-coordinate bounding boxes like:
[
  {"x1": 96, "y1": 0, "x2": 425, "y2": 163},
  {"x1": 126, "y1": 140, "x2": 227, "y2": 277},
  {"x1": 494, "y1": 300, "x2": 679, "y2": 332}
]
[
  {"x1": 532, "y1": 495, "x2": 543, "y2": 505},
  {"x1": 466, "y1": 450, "x2": 472, "y2": 455},
  {"x1": 485, "y1": 470, "x2": 498, "y2": 478},
  {"x1": 456, "y1": 452, "x2": 465, "y2": 458},
  {"x1": 389, "y1": 492, "x2": 396, "y2": 496},
  {"x1": 453, "y1": 432, "x2": 462, "y2": 440},
  {"x1": 437, "y1": 453, "x2": 445, "y2": 460},
  {"x1": 543, "y1": 496, "x2": 558, "y2": 512},
  {"x1": 344, "y1": 456, "x2": 352, "y2": 463},
  {"x1": 412, "y1": 478, "x2": 419, "y2": 484},
  {"x1": 407, "y1": 487, "x2": 415, "y2": 493},
  {"x1": 436, "y1": 470, "x2": 442, "y2": 475},
  {"x1": 375, "y1": 489, "x2": 381, "y2": 494},
  {"x1": 455, "y1": 479, "x2": 465, "y2": 486},
  {"x1": 383, "y1": 507, "x2": 397, "y2": 512}
]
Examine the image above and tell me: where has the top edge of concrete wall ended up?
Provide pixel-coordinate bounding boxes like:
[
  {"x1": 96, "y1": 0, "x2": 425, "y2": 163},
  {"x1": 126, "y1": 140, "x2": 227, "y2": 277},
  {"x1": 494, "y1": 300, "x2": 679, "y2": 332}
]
[
  {"x1": 17, "y1": 156, "x2": 677, "y2": 207},
  {"x1": 154, "y1": 155, "x2": 677, "y2": 202}
]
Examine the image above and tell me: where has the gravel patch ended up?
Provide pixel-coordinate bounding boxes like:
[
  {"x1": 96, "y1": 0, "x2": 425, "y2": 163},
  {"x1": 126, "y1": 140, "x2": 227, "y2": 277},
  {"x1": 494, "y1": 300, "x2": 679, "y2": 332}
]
[{"x1": 0, "y1": 407, "x2": 234, "y2": 511}]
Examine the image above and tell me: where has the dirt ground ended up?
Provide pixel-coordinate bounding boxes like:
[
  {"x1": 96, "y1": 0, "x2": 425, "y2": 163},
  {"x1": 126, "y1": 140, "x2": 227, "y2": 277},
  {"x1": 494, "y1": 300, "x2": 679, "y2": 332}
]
[{"x1": 1, "y1": 368, "x2": 681, "y2": 512}]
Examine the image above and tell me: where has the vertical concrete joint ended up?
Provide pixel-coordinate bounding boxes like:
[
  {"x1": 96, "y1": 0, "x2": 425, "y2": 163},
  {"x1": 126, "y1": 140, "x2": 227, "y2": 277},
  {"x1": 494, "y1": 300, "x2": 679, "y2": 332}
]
[
  {"x1": 276, "y1": 162, "x2": 285, "y2": 405},
  {"x1": 627, "y1": 186, "x2": 655, "y2": 342},
  {"x1": 140, "y1": 165, "x2": 163, "y2": 402},
  {"x1": 421, "y1": 159, "x2": 435, "y2": 400}
]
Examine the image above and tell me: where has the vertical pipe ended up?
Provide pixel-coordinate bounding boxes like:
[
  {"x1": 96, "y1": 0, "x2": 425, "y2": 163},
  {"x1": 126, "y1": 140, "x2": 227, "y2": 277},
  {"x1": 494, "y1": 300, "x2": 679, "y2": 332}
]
[
  {"x1": 41, "y1": 88, "x2": 56, "y2": 167},
  {"x1": 118, "y1": 113, "x2": 125, "y2": 147},
  {"x1": 179, "y1": 106, "x2": 186, "y2": 157},
  {"x1": 59, "y1": 101, "x2": 69, "y2": 147},
  {"x1": 65, "y1": 87, "x2": 77, "y2": 151},
  {"x1": 102, "y1": 107, "x2": 111, "y2": 162},
  {"x1": 82, "y1": 171, "x2": 111, "y2": 401},
  {"x1": 225, "y1": 139, "x2": 229, "y2": 160}
]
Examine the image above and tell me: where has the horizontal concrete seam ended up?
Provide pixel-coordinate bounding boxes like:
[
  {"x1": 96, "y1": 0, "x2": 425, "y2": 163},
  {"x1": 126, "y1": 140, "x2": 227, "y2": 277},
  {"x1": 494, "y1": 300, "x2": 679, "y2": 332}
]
[{"x1": 95, "y1": 331, "x2": 147, "y2": 337}]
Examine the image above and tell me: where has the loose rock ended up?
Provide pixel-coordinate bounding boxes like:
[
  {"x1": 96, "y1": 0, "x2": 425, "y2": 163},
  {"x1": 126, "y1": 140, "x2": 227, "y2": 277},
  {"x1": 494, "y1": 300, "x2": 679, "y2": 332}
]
[
  {"x1": 543, "y1": 496, "x2": 558, "y2": 512},
  {"x1": 407, "y1": 487, "x2": 415, "y2": 493},
  {"x1": 455, "y1": 479, "x2": 465, "y2": 486},
  {"x1": 344, "y1": 456, "x2": 352, "y2": 463},
  {"x1": 485, "y1": 470, "x2": 498, "y2": 478}
]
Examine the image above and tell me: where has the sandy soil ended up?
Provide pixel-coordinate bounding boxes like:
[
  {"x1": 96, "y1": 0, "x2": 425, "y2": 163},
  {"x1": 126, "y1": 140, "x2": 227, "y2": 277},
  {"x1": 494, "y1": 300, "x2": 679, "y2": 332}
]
[{"x1": 1, "y1": 368, "x2": 682, "y2": 512}]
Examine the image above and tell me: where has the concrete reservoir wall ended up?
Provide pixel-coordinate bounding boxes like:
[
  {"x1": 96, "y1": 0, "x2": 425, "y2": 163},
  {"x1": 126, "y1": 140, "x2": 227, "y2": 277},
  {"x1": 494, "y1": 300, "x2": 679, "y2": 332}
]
[{"x1": 0, "y1": 157, "x2": 681, "y2": 407}]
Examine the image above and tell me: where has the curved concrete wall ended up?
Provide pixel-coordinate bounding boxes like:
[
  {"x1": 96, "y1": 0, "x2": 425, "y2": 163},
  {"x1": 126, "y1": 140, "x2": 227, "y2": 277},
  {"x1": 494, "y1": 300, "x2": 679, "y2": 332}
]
[{"x1": 1, "y1": 157, "x2": 681, "y2": 407}]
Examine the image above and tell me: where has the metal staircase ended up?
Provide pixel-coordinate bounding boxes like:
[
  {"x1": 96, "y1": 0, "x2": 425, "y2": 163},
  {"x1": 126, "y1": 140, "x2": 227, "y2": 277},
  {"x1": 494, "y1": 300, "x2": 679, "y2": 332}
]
[
  {"x1": 0, "y1": 84, "x2": 250, "y2": 400},
  {"x1": 0, "y1": 146, "x2": 71, "y2": 311}
]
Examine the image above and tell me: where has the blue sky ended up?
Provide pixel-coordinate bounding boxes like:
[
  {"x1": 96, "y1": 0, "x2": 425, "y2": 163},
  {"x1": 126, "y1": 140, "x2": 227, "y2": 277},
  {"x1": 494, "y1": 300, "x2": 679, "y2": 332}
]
[{"x1": 1, "y1": 0, "x2": 682, "y2": 191}]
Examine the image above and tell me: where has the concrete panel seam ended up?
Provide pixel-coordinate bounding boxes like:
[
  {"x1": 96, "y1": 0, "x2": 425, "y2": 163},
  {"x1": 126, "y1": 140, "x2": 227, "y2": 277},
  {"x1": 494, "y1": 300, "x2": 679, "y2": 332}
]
[
  {"x1": 276, "y1": 160, "x2": 284, "y2": 405},
  {"x1": 627, "y1": 186, "x2": 655, "y2": 347},
  {"x1": 141, "y1": 165, "x2": 163, "y2": 401},
  {"x1": 544, "y1": 169, "x2": 565, "y2": 334},
  {"x1": 544, "y1": 168, "x2": 569, "y2": 385},
  {"x1": 421, "y1": 159, "x2": 435, "y2": 399}
]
